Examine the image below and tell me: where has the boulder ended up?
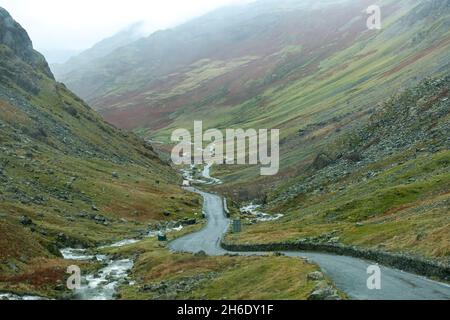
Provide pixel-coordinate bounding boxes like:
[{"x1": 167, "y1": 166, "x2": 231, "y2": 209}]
[
  {"x1": 182, "y1": 218, "x2": 197, "y2": 226},
  {"x1": 307, "y1": 271, "x2": 325, "y2": 281},
  {"x1": 20, "y1": 215, "x2": 33, "y2": 226},
  {"x1": 308, "y1": 281, "x2": 341, "y2": 300},
  {"x1": 158, "y1": 233, "x2": 167, "y2": 242},
  {"x1": 77, "y1": 212, "x2": 89, "y2": 218},
  {"x1": 194, "y1": 251, "x2": 207, "y2": 257},
  {"x1": 312, "y1": 153, "x2": 334, "y2": 170},
  {"x1": 8, "y1": 262, "x2": 19, "y2": 272},
  {"x1": 93, "y1": 215, "x2": 109, "y2": 226},
  {"x1": 271, "y1": 252, "x2": 285, "y2": 257},
  {"x1": 56, "y1": 233, "x2": 70, "y2": 246},
  {"x1": 328, "y1": 237, "x2": 341, "y2": 244}
]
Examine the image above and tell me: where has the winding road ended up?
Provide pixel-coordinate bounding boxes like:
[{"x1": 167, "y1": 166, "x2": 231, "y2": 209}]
[
  {"x1": 171, "y1": 189, "x2": 228, "y2": 256},
  {"x1": 170, "y1": 189, "x2": 450, "y2": 300}
]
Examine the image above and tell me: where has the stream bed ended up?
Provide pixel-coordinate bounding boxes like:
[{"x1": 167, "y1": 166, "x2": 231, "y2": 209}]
[
  {"x1": 61, "y1": 241, "x2": 135, "y2": 300},
  {"x1": 240, "y1": 203, "x2": 284, "y2": 222},
  {"x1": 61, "y1": 223, "x2": 188, "y2": 300},
  {"x1": 2, "y1": 164, "x2": 221, "y2": 300}
]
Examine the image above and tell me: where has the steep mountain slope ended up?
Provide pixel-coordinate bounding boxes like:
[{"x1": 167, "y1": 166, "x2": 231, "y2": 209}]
[
  {"x1": 227, "y1": 76, "x2": 449, "y2": 264},
  {"x1": 51, "y1": 22, "x2": 146, "y2": 79},
  {"x1": 0, "y1": 7, "x2": 200, "y2": 297},
  {"x1": 56, "y1": 0, "x2": 380, "y2": 129},
  {"x1": 55, "y1": 0, "x2": 450, "y2": 192}
]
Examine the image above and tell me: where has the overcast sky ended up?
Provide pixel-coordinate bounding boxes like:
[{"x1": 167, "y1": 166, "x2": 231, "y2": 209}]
[{"x1": 0, "y1": 0, "x2": 252, "y2": 62}]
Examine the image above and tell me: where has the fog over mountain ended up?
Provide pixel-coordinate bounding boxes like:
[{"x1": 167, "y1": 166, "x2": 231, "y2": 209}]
[{"x1": 0, "y1": 0, "x2": 254, "y2": 63}]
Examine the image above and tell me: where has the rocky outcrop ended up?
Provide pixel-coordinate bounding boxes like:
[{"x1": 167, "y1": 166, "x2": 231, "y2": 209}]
[
  {"x1": 141, "y1": 272, "x2": 218, "y2": 299},
  {"x1": 307, "y1": 271, "x2": 325, "y2": 281},
  {"x1": 308, "y1": 281, "x2": 341, "y2": 301},
  {"x1": 0, "y1": 8, "x2": 187, "y2": 294},
  {"x1": 0, "y1": 7, "x2": 53, "y2": 78},
  {"x1": 312, "y1": 153, "x2": 334, "y2": 170}
]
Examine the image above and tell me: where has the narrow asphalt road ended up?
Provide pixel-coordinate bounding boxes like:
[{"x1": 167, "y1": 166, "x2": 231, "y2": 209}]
[
  {"x1": 170, "y1": 188, "x2": 450, "y2": 300},
  {"x1": 170, "y1": 188, "x2": 228, "y2": 256}
]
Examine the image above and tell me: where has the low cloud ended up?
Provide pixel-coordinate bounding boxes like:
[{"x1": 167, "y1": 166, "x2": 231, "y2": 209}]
[{"x1": 0, "y1": 0, "x2": 254, "y2": 60}]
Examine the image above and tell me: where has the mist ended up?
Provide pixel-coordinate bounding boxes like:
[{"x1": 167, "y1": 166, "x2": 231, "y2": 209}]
[{"x1": 0, "y1": 0, "x2": 254, "y2": 63}]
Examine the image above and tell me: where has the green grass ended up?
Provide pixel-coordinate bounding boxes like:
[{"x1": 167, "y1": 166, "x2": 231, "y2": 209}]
[
  {"x1": 0, "y1": 38, "x2": 203, "y2": 297},
  {"x1": 145, "y1": 0, "x2": 450, "y2": 192},
  {"x1": 100, "y1": 232, "x2": 338, "y2": 300},
  {"x1": 226, "y1": 151, "x2": 450, "y2": 262}
]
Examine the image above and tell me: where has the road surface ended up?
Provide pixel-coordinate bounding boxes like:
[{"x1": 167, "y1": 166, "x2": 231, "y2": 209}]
[
  {"x1": 170, "y1": 188, "x2": 450, "y2": 300},
  {"x1": 171, "y1": 189, "x2": 228, "y2": 255}
]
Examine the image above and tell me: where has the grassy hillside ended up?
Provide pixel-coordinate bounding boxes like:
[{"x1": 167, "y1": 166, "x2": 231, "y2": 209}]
[
  {"x1": 226, "y1": 76, "x2": 449, "y2": 263},
  {"x1": 0, "y1": 7, "x2": 201, "y2": 297},
  {"x1": 211, "y1": 0, "x2": 450, "y2": 194},
  {"x1": 52, "y1": 0, "x2": 450, "y2": 264},
  {"x1": 55, "y1": 0, "x2": 450, "y2": 194},
  {"x1": 56, "y1": 0, "x2": 381, "y2": 127}
]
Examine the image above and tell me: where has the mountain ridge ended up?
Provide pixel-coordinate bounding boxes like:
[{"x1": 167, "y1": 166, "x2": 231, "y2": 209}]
[
  {"x1": 51, "y1": 21, "x2": 147, "y2": 80},
  {"x1": 52, "y1": 0, "x2": 450, "y2": 197},
  {"x1": 0, "y1": 7, "x2": 52, "y2": 79}
]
